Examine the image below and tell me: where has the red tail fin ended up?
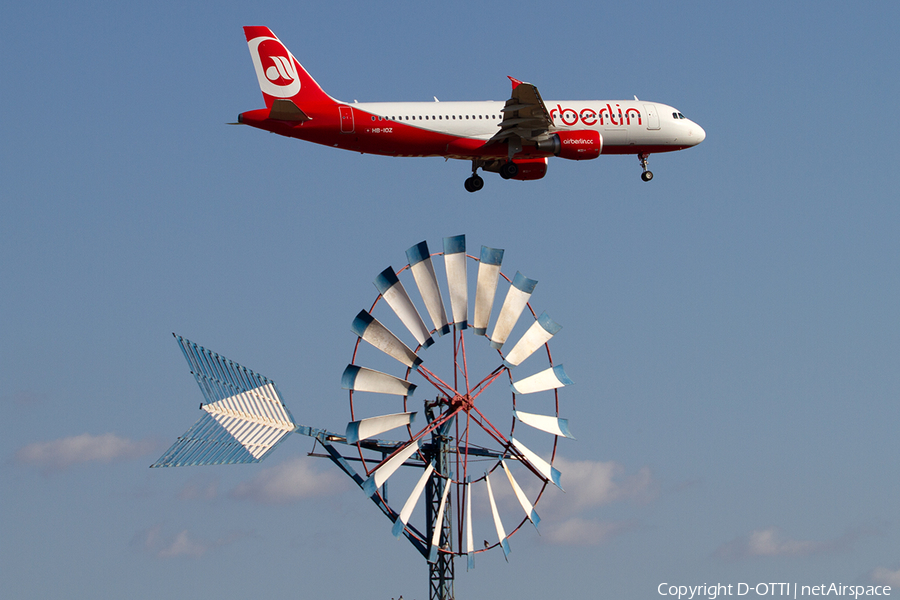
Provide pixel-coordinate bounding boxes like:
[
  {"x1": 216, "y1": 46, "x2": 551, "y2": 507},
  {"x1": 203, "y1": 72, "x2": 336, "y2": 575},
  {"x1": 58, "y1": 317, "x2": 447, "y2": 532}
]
[{"x1": 243, "y1": 26, "x2": 336, "y2": 108}]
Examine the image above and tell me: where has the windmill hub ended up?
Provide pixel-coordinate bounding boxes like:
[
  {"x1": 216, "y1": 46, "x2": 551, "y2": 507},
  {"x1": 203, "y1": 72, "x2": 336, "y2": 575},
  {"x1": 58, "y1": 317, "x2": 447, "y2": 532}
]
[{"x1": 448, "y1": 393, "x2": 474, "y2": 412}]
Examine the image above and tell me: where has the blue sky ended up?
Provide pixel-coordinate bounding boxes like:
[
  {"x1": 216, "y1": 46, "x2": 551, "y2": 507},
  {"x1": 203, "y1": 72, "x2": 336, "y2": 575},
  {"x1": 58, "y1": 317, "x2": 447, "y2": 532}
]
[{"x1": 2, "y1": 2, "x2": 899, "y2": 599}]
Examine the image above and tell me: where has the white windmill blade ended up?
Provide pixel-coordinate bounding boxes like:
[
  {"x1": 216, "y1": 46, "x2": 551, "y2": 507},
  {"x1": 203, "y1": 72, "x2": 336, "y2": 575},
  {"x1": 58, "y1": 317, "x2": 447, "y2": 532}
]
[
  {"x1": 443, "y1": 235, "x2": 468, "y2": 330},
  {"x1": 346, "y1": 412, "x2": 416, "y2": 444},
  {"x1": 374, "y1": 266, "x2": 434, "y2": 349},
  {"x1": 490, "y1": 271, "x2": 538, "y2": 350},
  {"x1": 513, "y1": 409, "x2": 575, "y2": 439},
  {"x1": 428, "y1": 479, "x2": 452, "y2": 563},
  {"x1": 351, "y1": 310, "x2": 422, "y2": 368},
  {"x1": 472, "y1": 246, "x2": 504, "y2": 335},
  {"x1": 511, "y1": 437, "x2": 563, "y2": 490},
  {"x1": 510, "y1": 364, "x2": 573, "y2": 395},
  {"x1": 392, "y1": 462, "x2": 434, "y2": 538},
  {"x1": 503, "y1": 311, "x2": 561, "y2": 368},
  {"x1": 485, "y1": 471, "x2": 511, "y2": 559},
  {"x1": 406, "y1": 241, "x2": 450, "y2": 337},
  {"x1": 465, "y1": 478, "x2": 474, "y2": 570},
  {"x1": 362, "y1": 439, "x2": 421, "y2": 497},
  {"x1": 501, "y1": 460, "x2": 540, "y2": 530},
  {"x1": 342, "y1": 365, "x2": 417, "y2": 397}
]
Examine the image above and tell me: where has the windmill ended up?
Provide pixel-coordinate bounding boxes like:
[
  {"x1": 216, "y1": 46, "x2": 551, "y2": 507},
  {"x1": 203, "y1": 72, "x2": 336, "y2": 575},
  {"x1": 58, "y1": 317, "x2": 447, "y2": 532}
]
[{"x1": 152, "y1": 235, "x2": 575, "y2": 600}]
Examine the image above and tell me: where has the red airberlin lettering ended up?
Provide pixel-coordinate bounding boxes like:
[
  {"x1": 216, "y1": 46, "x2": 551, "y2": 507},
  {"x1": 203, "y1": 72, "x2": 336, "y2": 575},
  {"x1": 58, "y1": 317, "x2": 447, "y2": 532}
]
[{"x1": 551, "y1": 104, "x2": 642, "y2": 126}]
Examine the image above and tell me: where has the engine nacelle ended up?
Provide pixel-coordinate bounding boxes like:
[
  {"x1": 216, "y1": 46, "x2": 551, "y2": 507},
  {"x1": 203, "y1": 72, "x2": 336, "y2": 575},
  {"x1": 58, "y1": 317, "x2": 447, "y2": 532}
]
[
  {"x1": 511, "y1": 158, "x2": 548, "y2": 180},
  {"x1": 536, "y1": 130, "x2": 602, "y2": 160}
]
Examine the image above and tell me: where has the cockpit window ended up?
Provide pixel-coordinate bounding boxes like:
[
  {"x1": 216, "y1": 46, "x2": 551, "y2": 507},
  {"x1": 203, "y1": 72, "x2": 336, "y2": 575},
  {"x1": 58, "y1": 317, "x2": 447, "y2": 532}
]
[{"x1": 672, "y1": 112, "x2": 687, "y2": 119}]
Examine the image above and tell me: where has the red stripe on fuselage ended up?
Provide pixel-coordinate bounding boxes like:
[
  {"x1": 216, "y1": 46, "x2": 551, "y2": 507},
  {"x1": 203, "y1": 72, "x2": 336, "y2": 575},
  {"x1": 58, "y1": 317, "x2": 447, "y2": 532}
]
[{"x1": 238, "y1": 104, "x2": 685, "y2": 160}]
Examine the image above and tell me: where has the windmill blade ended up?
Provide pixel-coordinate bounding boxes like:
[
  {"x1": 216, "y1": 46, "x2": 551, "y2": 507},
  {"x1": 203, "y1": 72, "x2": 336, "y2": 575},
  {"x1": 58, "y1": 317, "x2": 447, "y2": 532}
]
[
  {"x1": 428, "y1": 478, "x2": 452, "y2": 563},
  {"x1": 485, "y1": 471, "x2": 511, "y2": 559},
  {"x1": 510, "y1": 364, "x2": 573, "y2": 395},
  {"x1": 392, "y1": 462, "x2": 434, "y2": 538},
  {"x1": 362, "y1": 439, "x2": 421, "y2": 497},
  {"x1": 351, "y1": 310, "x2": 422, "y2": 368},
  {"x1": 465, "y1": 478, "x2": 475, "y2": 569},
  {"x1": 501, "y1": 460, "x2": 540, "y2": 530},
  {"x1": 375, "y1": 266, "x2": 434, "y2": 349},
  {"x1": 342, "y1": 365, "x2": 417, "y2": 397},
  {"x1": 513, "y1": 409, "x2": 575, "y2": 439},
  {"x1": 152, "y1": 337, "x2": 296, "y2": 468},
  {"x1": 511, "y1": 437, "x2": 563, "y2": 490},
  {"x1": 406, "y1": 241, "x2": 450, "y2": 337},
  {"x1": 472, "y1": 246, "x2": 504, "y2": 335},
  {"x1": 503, "y1": 311, "x2": 561, "y2": 367},
  {"x1": 346, "y1": 412, "x2": 416, "y2": 444},
  {"x1": 490, "y1": 272, "x2": 538, "y2": 350},
  {"x1": 443, "y1": 235, "x2": 468, "y2": 330}
]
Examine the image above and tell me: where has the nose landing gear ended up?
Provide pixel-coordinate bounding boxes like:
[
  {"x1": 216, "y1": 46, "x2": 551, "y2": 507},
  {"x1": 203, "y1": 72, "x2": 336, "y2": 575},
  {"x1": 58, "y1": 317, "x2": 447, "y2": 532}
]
[{"x1": 638, "y1": 153, "x2": 654, "y2": 182}]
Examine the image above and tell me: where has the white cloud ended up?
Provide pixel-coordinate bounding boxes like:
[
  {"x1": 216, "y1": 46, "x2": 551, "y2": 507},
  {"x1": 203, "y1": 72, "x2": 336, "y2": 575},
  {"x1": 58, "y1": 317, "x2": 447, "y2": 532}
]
[
  {"x1": 179, "y1": 478, "x2": 219, "y2": 501},
  {"x1": 158, "y1": 530, "x2": 208, "y2": 558},
  {"x1": 543, "y1": 517, "x2": 635, "y2": 546},
  {"x1": 870, "y1": 566, "x2": 900, "y2": 586},
  {"x1": 715, "y1": 526, "x2": 854, "y2": 559},
  {"x1": 230, "y1": 456, "x2": 347, "y2": 504},
  {"x1": 544, "y1": 457, "x2": 656, "y2": 513},
  {"x1": 515, "y1": 456, "x2": 654, "y2": 547},
  {"x1": 15, "y1": 433, "x2": 157, "y2": 472},
  {"x1": 133, "y1": 525, "x2": 247, "y2": 559}
]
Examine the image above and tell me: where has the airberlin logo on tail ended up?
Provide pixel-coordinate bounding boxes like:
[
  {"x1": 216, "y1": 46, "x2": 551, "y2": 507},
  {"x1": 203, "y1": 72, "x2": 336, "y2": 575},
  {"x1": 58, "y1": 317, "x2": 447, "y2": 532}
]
[{"x1": 248, "y1": 35, "x2": 301, "y2": 98}]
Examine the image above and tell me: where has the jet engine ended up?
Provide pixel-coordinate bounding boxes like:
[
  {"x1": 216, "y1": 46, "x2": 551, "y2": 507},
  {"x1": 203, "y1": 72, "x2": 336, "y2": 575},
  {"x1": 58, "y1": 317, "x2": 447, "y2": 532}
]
[
  {"x1": 536, "y1": 130, "x2": 602, "y2": 160},
  {"x1": 510, "y1": 158, "x2": 548, "y2": 180}
]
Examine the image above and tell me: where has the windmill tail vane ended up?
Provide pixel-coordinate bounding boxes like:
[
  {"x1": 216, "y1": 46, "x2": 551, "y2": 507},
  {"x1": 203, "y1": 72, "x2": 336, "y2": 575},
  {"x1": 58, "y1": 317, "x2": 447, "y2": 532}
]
[{"x1": 152, "y1": 235, "x2": 576, "y2": 600}]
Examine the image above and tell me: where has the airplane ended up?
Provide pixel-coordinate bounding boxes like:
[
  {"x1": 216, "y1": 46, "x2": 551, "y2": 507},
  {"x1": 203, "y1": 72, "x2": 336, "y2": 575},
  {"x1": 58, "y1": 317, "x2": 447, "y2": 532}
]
[{"x1": 236, "y1": 26, "x2": 706, "y2": 192}]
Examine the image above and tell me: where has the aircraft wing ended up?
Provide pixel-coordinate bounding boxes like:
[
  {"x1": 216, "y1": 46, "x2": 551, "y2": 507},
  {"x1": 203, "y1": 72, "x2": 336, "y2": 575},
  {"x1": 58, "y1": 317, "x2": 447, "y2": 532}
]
[{"x1": 492, "y1": 77, "x2": 554, "y2": 146}]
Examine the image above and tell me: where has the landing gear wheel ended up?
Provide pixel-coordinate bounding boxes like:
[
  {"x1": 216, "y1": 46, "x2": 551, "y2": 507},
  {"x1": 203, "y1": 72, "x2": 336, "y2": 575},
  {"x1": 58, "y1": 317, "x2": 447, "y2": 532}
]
[
  {"x1": 499, "y1": 161, "x2": 518, "y2": 180},
  {"x1": 464, "y1": 174, "x2": 484, "y2": 193},
  {"x1": 638, "y1": 153, "x2": 653, "y2": 182}
]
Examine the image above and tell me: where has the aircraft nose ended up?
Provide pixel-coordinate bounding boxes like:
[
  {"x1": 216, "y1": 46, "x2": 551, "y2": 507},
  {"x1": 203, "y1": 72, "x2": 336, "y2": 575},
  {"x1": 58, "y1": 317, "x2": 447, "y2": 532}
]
[{"x1": 691, "y1": 122, "x2": 706, "y2": 144}]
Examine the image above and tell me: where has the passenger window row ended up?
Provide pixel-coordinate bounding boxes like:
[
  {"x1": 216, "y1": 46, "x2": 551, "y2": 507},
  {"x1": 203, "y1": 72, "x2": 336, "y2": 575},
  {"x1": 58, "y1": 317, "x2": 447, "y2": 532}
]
[{"x1": 371, "y1": 115, "x2": 502, "y2": 122}]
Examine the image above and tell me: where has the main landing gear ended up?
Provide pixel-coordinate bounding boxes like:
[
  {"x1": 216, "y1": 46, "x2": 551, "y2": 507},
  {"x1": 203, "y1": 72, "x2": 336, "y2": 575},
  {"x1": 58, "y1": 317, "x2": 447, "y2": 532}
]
[
  {"x1": 638, "y1": 153, "x2": 654, "y2": 182},
  {"x1": 464, "y1": 173, "x2": 484, "y2": 193},
  {"x1": 464, "y1": 159, "x2": 488, "y2": 193},
  {"x1": 499, "y1": 161, "x2": 519, "y2": 180}
]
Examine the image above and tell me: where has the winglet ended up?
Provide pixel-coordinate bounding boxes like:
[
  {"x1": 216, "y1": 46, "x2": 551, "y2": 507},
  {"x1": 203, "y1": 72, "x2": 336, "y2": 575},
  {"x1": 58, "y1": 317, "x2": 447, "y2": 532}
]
[{"x1": 508, "y1": 76, "x2": 523, "y2": 90}]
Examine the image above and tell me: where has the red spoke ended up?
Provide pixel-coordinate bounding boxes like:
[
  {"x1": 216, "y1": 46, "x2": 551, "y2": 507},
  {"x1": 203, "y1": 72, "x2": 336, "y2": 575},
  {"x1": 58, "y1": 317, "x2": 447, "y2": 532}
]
[
  {"x1": 468, "y1": 367, "x2": 508, "y2": 402},
  {"x1": 415, "y1": 364, "x2": 458, "y2": 397}
]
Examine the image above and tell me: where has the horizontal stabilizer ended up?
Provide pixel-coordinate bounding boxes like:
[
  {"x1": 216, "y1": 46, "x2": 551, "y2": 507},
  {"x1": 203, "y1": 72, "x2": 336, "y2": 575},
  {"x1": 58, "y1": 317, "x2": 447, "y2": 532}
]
[{"x1": 269, "y1": 98, "x2": 311, "y2": 121}]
